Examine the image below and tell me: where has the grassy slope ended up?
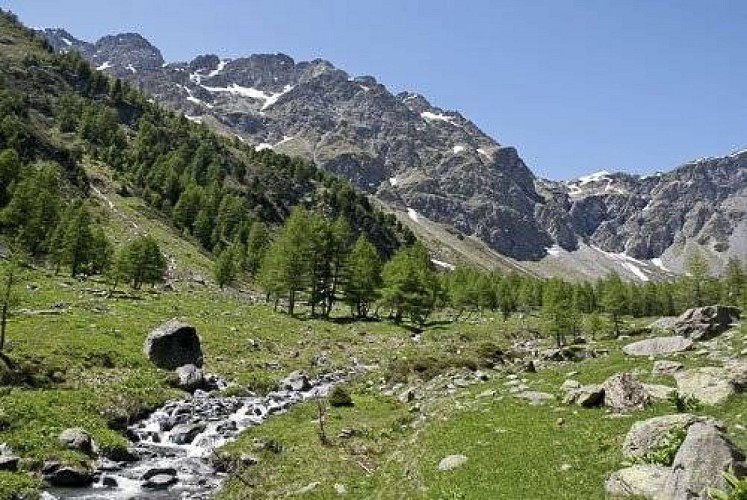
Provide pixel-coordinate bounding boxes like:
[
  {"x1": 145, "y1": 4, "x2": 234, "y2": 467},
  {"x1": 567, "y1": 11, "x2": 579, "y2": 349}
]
[{"x1": 217, "y1": 330, "x2": 747, "y2": 499}]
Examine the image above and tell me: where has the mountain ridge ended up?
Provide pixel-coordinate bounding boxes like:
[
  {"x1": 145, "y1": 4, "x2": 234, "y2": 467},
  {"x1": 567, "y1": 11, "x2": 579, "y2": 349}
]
[{"x1": 39, "y1": 27, "x2": 747, "y2": 278}]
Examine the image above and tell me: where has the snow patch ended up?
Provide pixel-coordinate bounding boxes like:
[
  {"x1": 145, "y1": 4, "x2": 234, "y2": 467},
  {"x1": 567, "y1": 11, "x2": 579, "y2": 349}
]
[
  {"x1": 592, "y1": 246, "x2": 651, "y2": 282},
  {"x1": 546, "y1": 245, "x2": 562, "y2": 257},
  {"x1": 389, "y1": 177, "x2": 398, "y2": 187},
  {"x1": 184, "y1": 115, "x2": 202, "y2": 124},
  {"x1": 207, "y1": 59, "x2": 229, "y2": 78},
  {"x1": 254, "y1": 143, "x2": 273, "y2": 151},
  {"x1": 275, "y1": 135, "x2": 294, "y2": 146},
  {"x1": 202, "y1": 84, "x2": 294, "y2": 110},
  {"x1": 406, "y1": 208, "x2": 420, "y2": 222},
  {"x1": 421, "y1": 111, "x2": 457, "y2": 126},
  {"x1": 578, "y1": 170, "x2": 611, "y2": 185},
  {"x1": 432, "y1": 259, "x2": 456, "y2": 271},
  {"x1": 651, "y1": 258, "x2": 670, "y2": 272},
  {"x1": 96, "y1": 61, "x2": 112, "y2": 71},
  {"x1": 61, "y1": 37, "x2": 73, "y2": 46},
  {"x1": 477, "y1": 148, "x2": 490, "y2": 158},
  {"x1": 125, "y1": 64, "x2": 137, "y2": 73},
  {"x1": 622, "y1": 262, "x2": 649, "y2": 281},
  {"x1": 452, "y1": 145, "x2": 466, "y2": 154}
]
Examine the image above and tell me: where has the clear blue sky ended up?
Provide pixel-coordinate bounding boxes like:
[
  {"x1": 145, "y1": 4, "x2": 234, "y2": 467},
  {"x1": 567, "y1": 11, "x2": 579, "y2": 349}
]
[{"x1": 3, "y1": 0, "x2": 746, "y2": 179}]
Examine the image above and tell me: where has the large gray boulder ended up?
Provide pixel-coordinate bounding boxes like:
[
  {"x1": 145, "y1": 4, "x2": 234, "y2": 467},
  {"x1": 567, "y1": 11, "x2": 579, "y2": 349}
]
[
  {"x1": 603, "y1": 372, "x2": 648, "y2": 412},
  {"x1": 144, "y1": 320, "x2": 203, "y2": 370},
  {"x1": 673, "y1": 305, "x2": 741, "y2": 341},
  {"x1": 663, "y1": 421, "x2": 747, "y2": 499},
  {"x1": 674, "y1": 367, "x2": 736, "y2": 405},
  {"x1": 605, "y1": 464, "x2": 670, "y2": 499},
  {"x1": 623, "y1": 336, "x2": 692, "y2": 357}
]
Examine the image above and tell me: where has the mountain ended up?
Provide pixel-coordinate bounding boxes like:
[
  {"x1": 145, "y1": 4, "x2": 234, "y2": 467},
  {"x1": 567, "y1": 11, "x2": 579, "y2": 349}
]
[{"x1": 40, "y1": 28, "x2": 747, "y2": 279}]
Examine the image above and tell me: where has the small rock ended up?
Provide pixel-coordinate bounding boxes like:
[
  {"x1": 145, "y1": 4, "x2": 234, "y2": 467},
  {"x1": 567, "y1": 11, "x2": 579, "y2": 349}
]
[
  {"x1": 143, "y1": 473, "x2": 177, "y2": 490},
  {"x1": 174, "y1": 364, "x2": 205, "y2": 392},
  {"x1": 602, "y1": 372, "x2": 647, "y2": 412},
  {"x1": 398, "y1": 388, "x2": 416, "y2": 404},
  {"x1": 334, "y1": 483, "x2": 347, "y2": 495},
  {"x1": 293, "y1": 482, "x2": 319, "y2": 495},
  {"x1": 43, "y1": 462, "x2": 94, "y2": 487},
  {"x1": 279, "y1": 371, "x2": 311, "y2": 391},
  {"x1": 517, "y1": 391, "x2": 555, "y2": 405},
  {"x1": 564, "y1": 384, "x2": 604, "y2": 408},
  {"x1": 102, "y1": 476, "x2": 118, "y2": 488},
  {"x1": 605, "y1": 464, "x2": 670, "y2": 498},
  {"x1": 438, "y1": 454, "x2": 468, "y2": 471},
  {"x1": 561, "y1": 379, "x2": 581, "y2": 392},
  {"x1": 0, "y1": 455, "x2": 19, "y2": 472},
  {"x1": 642, "y1": 383, "x2": 676, "y2": 401},
  {"x1": 169, "y1": 423, "x2": 206, "y2": 445},
  {"x1": 652, "y1": 360, "x2": 684, "y2": 375},
  {"x1": 58, "y1": 428, "x2": 94, "y2": 454}
]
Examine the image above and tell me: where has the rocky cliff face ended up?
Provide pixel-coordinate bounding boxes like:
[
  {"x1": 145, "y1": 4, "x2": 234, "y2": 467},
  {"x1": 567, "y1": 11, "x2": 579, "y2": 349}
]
[{"x1": 41, "y1": 29, "x2": 747, "y2": 276}]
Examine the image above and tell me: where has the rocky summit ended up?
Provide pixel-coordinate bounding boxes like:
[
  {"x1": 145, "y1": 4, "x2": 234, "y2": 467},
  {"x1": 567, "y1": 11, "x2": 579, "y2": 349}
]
[{"x1": 40, "y1": 29, "x2": 747, "y2": 278}]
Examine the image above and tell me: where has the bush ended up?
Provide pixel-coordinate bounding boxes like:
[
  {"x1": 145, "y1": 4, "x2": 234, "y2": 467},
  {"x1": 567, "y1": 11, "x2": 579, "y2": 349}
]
[
  {"x1": 708, "y1": 469, "x2": 747, "y2": 499},
  {"x1": 328, "y1": 385, "x2": 353, "y2": 407}
]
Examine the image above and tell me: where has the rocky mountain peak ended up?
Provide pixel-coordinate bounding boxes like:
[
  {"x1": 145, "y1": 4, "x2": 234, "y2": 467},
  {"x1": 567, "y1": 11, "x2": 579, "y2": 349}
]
[
  {"x1": 91, "y1": 32, "x2": 164, "y2": 71},
  {"x1": 40, "y1": 28, "x2": 747, "y2": 277}
]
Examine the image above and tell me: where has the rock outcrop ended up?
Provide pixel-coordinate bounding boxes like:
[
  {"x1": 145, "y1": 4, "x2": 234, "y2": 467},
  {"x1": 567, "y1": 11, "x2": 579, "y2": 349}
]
[{"x1": 672, "y1": 305, "x2": 741, "y2": 341}]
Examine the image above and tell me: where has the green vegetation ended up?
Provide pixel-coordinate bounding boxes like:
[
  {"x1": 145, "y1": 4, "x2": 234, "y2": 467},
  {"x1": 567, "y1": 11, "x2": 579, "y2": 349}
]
[{"x1": 0, "y1": 8, "x2": 744, "y2": 500}]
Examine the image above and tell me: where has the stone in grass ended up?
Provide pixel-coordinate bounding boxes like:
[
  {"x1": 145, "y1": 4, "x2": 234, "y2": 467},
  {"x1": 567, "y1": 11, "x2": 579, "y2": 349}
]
[
  {"x1": 602, "y1": 372, "x2": 647, "y2": 412},
  {"x1": 516, "y1": 391, "x2": 555, "y2": 405},
  {"x1": 674, "y1": 367, "x2": 735, "y2": 405},
  {"x1": 652, "y1": 360, "x2": 684, "y2": 375},
  {"x1": 0, "y1": 454, "x2": 19, "y2": 472},
  {"x1": 622, "y1": 336, "x2": 692, "y2": 357},
  {"x1": 58, "y1": 427, "x2": 94, "y2": 454},
  {"x1": 604, "y1": 464, "x2": 670, "y2": 498},
  {"x1": 564, "y1": 384, "x2": 604, "y2": 408},
  {"x1": 438, "y1": 454, "x2": 468, "y2": 471},
  {"x1": 621, "y1": 414, "x2": 700, "y2": 459}
]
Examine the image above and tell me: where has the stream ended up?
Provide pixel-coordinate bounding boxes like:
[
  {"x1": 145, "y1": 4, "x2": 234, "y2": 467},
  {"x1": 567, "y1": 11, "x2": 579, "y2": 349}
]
[{"x1": 45, "y1": 370, "x2": 347, "y2": 499}]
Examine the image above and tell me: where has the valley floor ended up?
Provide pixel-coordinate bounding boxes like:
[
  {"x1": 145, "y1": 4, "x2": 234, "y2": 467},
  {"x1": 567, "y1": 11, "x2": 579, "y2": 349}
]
[{"x1": 0, "y1": 265, "x2": 744, "y2": 499}]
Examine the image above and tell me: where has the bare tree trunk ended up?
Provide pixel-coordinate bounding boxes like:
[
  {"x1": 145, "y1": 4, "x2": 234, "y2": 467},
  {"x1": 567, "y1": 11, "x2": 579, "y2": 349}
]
[{"x1": 0, "y1": 263, "x2": 15, "y2": 353}]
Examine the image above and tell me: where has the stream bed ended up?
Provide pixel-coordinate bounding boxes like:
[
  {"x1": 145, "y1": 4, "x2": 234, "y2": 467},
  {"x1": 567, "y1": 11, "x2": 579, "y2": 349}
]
[{"x1": 45, "y1": 370, "x2": 347, "y2": 499}]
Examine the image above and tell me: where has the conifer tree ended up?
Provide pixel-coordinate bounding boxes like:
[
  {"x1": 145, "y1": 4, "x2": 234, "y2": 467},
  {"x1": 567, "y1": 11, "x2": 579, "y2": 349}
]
[
  {"x1": 257, "y1": 207, "x2": 312, "y2": 315},
  {"x1": 600, "y1": 273, "x2": 627, "y2": 337},
  {"x1": 342, "y1": 235, "x2": 382, "y2": 318},
  {"x1": 380, "y1": 243, "x2": 438, "y2": 325}
]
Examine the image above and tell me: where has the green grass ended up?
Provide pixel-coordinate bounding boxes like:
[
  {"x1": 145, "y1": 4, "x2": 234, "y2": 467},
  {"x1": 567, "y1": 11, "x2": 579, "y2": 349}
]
[{"x1": 0, "y1": 182, "x2": 744, "y2": 498}]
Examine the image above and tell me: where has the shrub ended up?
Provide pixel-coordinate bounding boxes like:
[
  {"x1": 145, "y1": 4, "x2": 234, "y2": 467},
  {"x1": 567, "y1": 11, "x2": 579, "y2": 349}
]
[
  {"x1": 708, "y1": 469, "x2": 747, "y2": 499},
  {"x1": 328, "y1": 385, "x2": 353, "y2": 407}
]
